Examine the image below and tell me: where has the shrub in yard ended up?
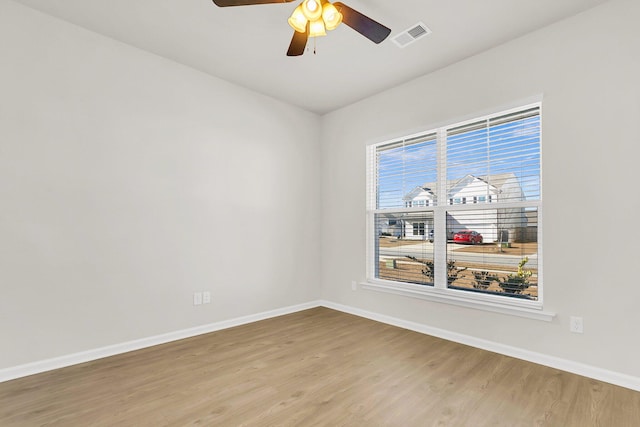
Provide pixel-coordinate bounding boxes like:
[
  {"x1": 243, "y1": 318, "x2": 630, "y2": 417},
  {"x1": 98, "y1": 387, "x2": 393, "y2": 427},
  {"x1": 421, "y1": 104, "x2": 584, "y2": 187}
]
[
  {"x1": 405, "y1": 256, "x2": 466, "y2": 284},
  {"x1": 473, "y1": 271, "x2": 499, "y2": 290},
  {"x1": 499, "y1": 257, "x2": 533, "y2": 294},
  {"x1": 447, "y1": 260, "x2": 467, "y2": 285},
  {"x1": 405, "y1": 255, "x2": 434, "y2": 280}
]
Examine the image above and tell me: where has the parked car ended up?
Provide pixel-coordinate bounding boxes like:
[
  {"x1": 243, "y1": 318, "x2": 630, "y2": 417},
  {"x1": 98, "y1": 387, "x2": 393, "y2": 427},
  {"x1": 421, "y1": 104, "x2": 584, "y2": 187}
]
[{"x1": 453, "y1": 230, "x2": 483, "y2": 244}]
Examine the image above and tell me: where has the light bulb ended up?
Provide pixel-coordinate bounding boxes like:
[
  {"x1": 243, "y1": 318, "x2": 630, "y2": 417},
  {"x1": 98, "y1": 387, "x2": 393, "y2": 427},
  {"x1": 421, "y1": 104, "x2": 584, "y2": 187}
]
[
  {"x1": 288, "y1": 5, "x2": 308, "y2": 33},
  {"x1": 301, "y1": 0, "x2": 323, "y2": 21},
  {"x1": 322, "y1": 3, "x2": 342, "y2": 31},
  {"x1": 309, "y1": 19, "x2": 326, "y2": 37}
]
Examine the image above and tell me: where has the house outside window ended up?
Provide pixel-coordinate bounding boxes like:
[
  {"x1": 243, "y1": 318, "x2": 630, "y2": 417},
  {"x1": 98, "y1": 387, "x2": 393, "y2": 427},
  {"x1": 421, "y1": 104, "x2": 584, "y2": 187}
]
[{"x1": 367, "y1": 103, "x2": 542, "y2": 312}]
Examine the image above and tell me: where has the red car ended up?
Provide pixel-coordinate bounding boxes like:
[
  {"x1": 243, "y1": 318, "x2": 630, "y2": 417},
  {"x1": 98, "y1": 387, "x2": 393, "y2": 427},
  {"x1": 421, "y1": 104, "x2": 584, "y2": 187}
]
[{"x1": 453, "y1": 230, "x2": 483, "y2": 244}]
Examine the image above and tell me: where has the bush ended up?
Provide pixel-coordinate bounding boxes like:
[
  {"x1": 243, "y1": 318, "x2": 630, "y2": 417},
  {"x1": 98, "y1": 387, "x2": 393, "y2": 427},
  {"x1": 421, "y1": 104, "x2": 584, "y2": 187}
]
[
  {"x1": 405, "y1": 255, "x2": 434, "y2": 280},
  {"x1": 472, "y1": 271, "x2": 499, "y2": 290},
  {"x1": 499, "y1": 257, "x2": 532, "y2": 294},
  {"x1": 405, "y1": 256, "x2": 466, "y2": 284},
  {"x1": 447, "y1": 260, "x2": 467, "y2": 285}
]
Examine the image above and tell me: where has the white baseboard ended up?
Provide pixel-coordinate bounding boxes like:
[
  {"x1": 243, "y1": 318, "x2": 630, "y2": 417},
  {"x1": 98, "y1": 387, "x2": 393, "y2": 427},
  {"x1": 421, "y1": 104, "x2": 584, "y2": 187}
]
[
  {"x1": 3, "y1": 299, "x2": 639, "y2": 393},
  {"x1": 320, "y1": 300, "x2": 640, "y2": 392},
  {"x1": 0, "y1": 300, "x2": 321, "y2": 383}
]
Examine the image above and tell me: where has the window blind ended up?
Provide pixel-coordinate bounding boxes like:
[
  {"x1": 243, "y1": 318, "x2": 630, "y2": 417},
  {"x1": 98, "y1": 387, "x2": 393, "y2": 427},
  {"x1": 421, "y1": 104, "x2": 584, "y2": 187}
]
[
  {"x1": 446, "y1": 106, "x2": 541, "y2": 204},
  {"x1": 368, "y1": 103, "x2": 542, "y2": 303},
  {"x1": 375, "y1": 133, "x2": 437, "y2": 210}
]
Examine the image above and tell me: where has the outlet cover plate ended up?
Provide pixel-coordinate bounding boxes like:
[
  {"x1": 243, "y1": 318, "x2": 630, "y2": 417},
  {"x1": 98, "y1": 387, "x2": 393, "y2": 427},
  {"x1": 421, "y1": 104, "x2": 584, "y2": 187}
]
[
  {"x1": 193, "y1": 292, "x2": 203, "y2": 306},
  {"x1": 570, "y1": 316, "x2": 584, "y2": 333}
]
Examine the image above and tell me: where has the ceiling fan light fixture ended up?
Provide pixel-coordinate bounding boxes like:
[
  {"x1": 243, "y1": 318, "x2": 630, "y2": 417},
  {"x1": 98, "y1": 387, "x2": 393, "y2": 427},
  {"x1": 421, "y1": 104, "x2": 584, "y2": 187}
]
[
  {"x1": 212, "y1": 0, "x2": 392, "y2": 56},
  {"x1": 309, "y1": 19, "x2": 327, "y2": 37},
  {"x1": 288, "y1": 5, "x2": 308, "y2": 33},
  {"x1": 322, "y1": 3, "x2": 342, "y2": 31},
  {"x1": 301, "y1": 0, "x2": 322, "y2": 21}
]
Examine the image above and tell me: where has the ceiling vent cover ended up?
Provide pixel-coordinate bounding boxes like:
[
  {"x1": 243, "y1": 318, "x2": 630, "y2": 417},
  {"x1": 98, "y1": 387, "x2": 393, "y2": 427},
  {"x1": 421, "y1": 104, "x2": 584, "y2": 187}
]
[{"x1": 392, "y1": 22, "x2": 432, "y2": 48}]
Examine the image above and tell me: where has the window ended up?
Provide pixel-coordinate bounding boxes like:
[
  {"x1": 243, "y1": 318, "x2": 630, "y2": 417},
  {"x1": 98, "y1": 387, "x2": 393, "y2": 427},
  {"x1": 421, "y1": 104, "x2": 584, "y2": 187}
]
[{"x1": 367, "y1": 103, "x2": 544, "y2": 314}]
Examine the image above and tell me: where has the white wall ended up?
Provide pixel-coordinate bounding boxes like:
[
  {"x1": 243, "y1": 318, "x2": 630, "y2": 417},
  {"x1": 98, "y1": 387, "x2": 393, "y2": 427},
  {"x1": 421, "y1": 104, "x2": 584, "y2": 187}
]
[
  {"x1": 321, "y1": 0, "x2": 640, "y2": 378},
  {"x1": 0, "y1": 0, "x2": 321, "y2": 369}
]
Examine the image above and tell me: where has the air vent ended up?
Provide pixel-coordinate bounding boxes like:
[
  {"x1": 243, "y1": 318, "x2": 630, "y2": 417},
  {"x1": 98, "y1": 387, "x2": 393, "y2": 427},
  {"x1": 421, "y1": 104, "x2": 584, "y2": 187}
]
[{"x1": 392, "y1": 22, "x2": 432, "y2": 48}]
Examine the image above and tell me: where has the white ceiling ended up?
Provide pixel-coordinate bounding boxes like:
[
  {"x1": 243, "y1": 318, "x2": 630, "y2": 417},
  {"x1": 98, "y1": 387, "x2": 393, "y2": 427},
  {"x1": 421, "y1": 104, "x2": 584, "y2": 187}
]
[{"x1": 13, "y1": 0, "x2": 610, "y2": 114}]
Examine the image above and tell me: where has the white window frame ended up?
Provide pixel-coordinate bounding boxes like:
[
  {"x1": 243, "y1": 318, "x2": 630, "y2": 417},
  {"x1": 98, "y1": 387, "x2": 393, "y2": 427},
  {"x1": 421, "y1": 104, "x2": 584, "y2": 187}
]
[{"x1": 365, "y1": 102, "x2": 555, "y2": 321}]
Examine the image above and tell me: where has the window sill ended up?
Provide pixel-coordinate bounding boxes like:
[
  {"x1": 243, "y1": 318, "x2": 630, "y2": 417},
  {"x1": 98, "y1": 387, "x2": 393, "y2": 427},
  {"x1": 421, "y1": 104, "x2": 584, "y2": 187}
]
[{"x1": 361, "y1": 281, "x2": 556, "y2": 322}]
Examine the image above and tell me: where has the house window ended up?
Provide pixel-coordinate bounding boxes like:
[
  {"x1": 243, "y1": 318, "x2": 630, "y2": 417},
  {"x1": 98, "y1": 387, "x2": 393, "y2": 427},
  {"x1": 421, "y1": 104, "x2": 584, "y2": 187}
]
[{"x1": 367, "y1": 103, "x2": 542, "y2": 311}]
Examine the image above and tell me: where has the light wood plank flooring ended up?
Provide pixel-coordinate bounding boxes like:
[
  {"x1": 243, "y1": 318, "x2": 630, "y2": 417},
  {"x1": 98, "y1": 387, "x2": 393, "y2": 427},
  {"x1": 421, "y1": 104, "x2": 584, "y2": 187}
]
[{"x1": 1, "y1": 307, "x2": 639, "y2": 426}]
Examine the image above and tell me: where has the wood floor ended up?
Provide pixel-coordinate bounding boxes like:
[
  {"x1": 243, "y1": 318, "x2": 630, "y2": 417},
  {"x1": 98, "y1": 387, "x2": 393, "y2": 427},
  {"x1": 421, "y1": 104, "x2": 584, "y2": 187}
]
[{"x1": 1, "y1": 307, "x2": 639, "y2": 426}]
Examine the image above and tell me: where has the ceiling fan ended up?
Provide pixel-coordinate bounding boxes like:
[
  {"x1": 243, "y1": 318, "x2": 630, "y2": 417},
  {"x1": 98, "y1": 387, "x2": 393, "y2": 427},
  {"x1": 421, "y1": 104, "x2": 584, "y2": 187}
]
[{"x1": 211, "y1": 0, "x2": 392, "y2": 56}]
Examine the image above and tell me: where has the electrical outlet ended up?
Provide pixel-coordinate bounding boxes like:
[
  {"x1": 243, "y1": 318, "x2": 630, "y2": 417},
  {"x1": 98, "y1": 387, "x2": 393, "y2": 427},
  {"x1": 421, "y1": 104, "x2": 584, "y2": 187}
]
[
  {"x1": 193, "y1": 292, "x2": 203, "y2": 306},
  {"x1": 351, "y1": 280, "x2": 357, "y2": 291},
  {"x1": 203, "y1": 291, "x2": 211, "y2": 304},
  {"x1": 570, "y1": 316, "x2": 583, "y2": 333}
]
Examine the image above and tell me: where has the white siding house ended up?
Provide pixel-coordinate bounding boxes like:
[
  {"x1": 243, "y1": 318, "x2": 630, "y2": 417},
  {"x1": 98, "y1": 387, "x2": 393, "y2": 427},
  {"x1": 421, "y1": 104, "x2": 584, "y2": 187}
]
[{"x1": 397, "y1": 173, "x2": 529, "y2": 242}]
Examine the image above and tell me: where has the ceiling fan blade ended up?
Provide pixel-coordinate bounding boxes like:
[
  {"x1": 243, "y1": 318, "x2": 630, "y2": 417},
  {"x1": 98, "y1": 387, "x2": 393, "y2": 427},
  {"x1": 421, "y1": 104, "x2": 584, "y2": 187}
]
[
  {"x1": 287, "y1": 25, "x2": 309, "y2": 56},
  {"x1": 333, "y1": 2, "x2": 391, "y2": 44},
  {"x1": 212, "y1": 0, "x2": 295, "y2": 6}
]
